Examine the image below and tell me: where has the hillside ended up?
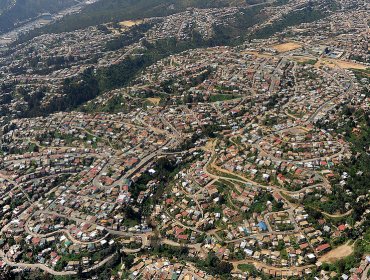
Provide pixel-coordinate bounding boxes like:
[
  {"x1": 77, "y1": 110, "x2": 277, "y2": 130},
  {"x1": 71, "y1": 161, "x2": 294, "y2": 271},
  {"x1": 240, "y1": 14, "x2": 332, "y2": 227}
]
[
  {"x1": 0, "y1": 0, "x2": 78, "y2": 34},
  {"x1": 0, "y1": 0, "x2": 14, "y2": 14},
  {"x1": 17, "y1": 0, "x2": 267, "y2": 40}
]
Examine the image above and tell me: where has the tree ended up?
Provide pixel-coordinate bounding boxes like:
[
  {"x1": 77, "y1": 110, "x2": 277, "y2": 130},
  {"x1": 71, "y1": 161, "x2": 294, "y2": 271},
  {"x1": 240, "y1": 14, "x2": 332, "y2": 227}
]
[{"x1": 218, "y1": 261, "x2": 233, "y2": 275}]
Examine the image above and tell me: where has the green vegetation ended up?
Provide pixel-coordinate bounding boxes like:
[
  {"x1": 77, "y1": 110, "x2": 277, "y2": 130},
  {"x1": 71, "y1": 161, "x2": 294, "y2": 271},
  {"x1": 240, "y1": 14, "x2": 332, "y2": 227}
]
[
  {"x1": 252, "y1": 4, "x2": 329, "y2": 39},
  {"x1": 243, "y1": 192, "x2": 283, "y2": 219},
  {"x1": 320, "y1": 233, "x2": 370, "y2": 277},
  {"x1": 334, "y1": 114, "x2": 370, "y2": 221},
  {"x1": 303, "y1": 191, "x2": 350, "y2": 216},
  {"x1": 24, "y1": 67, "x2": 99, "y2": 117},
  {"x1": 84, "y1": 94, "x2": 134, "y2": 114},
  {"x1": 311, "y1": 100, "x2": 370, "y2": 274},
  {"x1": 247, "y1": 192, "x2": 272, "y2": 213},
  {"x1": 149, "y1": 245, "x2": 234, "y2": 279},
  {"x1": 313, "y1": 104, "x2": 370, "y2": 219},
  {"x1": 238, "y1": 264, "x2": 273, "y2": 279},
  {"x1": 349, "y1": 55, "x2": 369, "y2": 64},
  {"x1": 351, "y1": 68, "x2": 370, "y2": 82},
  {"x1": 208, "y1": 5, "x2": 267, "y2": 46},
  {"x1": 298, "y1": 59, "x2": 318, "y2": 65},
  {"x1": 16, "y1": 86, "x2": 46, "y2": 118}
]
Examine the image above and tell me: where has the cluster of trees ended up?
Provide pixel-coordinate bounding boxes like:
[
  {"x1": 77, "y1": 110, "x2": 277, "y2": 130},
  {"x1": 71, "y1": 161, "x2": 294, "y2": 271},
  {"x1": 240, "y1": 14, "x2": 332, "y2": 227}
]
[
  {"x1": 238, "y1": 263, "x2": 275, "y2": 279},
  {"x1": 312, "y1": 102, "x2": 370, "y2": 218},
  {"x1": 310, "y1": 102, "x2": 370, "y2": 272},
  {"x1": 211, "y1": 5, "x2": 267, "y2": 46},
  {"x1": 334, "y1": 109, "x2": 370, "y2": 221},
  {"x1": 30, "y1": 67, "x2": 99, "y2": 116},
  {"x1": 131, "y1": 156, "x2": 183, "y2": 217},
  {"x1": 149, "y1": 245, "x2": 233, "y2": 279},
  {"x1": 0, "y1": 93, "x2": 12, "y2": 107},
  {"x1": 198, "y1": 251, "x2": 233, "y2": 277},
  {"x1": 252, "y1": 3, "x2": 330, "y2": 39},
  {"x1": 63, "y1": 68, "x2": 100, "y2": 108}
]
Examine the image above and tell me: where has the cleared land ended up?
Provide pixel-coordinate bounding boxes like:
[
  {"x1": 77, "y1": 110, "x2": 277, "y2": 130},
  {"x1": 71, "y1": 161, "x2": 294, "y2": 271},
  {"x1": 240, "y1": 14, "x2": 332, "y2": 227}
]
[
  {"x1": 146, "y1": 97, "x2": 161, "y2": 105},
  {"x1": 243, "y1": 51, "x2": 273, "y2": 58},
  {"x1": 316, "y1": 58, "x2": 367, "y2": 70},
  {"x1": 272, "y1": 42, "x2": 302, "y2": 52},
  {"x1": 120, "y1": 20, "x2": 144, "y2": 27},
  {"x1": 291, "y1": 55, "x2": 317, "y2": 64},
  {"x1": 319, "y1": 241, "x2": 354, "y2": 263}
]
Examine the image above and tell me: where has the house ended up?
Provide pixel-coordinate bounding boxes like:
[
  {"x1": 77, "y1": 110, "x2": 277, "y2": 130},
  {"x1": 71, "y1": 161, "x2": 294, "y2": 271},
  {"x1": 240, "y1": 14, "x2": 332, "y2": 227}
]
[
  {"x1": 316, "y1": 243, "x2": 330, "y2": 254},
  {"x1": 257, "y1": 221, "x2": 268, "y2": 231}
]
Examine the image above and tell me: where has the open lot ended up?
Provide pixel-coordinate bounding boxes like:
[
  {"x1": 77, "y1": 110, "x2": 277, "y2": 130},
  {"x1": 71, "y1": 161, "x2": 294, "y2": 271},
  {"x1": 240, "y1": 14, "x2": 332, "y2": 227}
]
[
  {"x1": 120, "y1": 20, "x2": 144, "y2": 27},
  {"x1": 316, "y1": 58, "x2": 368, "y2": 70},
  {"x1": 272, "y1": 42, "x2": 302, "y2": 52},
  {"x1": 319, "y1": 242, "x2": 354, "y2": 263},
  {"x1": 146, "y1": 97, "x2": 161, "y2": 105}
]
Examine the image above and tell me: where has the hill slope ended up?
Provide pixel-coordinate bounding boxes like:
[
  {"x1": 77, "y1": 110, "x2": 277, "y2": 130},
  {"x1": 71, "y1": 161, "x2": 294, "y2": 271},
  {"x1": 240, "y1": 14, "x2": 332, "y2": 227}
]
[
  {"x1": 0, "y1": 0, "x2": 78, "y2": 34},
  {"x1": 18, "y1": 0, "x2": 267, "y2": 38}
]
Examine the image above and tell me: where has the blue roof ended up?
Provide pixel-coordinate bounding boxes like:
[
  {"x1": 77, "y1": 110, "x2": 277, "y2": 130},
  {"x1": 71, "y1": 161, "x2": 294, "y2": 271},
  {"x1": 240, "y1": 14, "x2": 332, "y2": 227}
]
[{"x1": 257, "y1": 221, "x2": 268, "y2": 231}]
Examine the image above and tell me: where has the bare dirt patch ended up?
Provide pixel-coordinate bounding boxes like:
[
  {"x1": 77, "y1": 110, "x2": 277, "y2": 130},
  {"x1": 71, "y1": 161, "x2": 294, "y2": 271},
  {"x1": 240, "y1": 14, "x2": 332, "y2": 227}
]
[
  {"x1": 291, "y1": 55, "x2": 317, "y2": 64},
  {"x1": 286, "y1": 126, "x2": 311, "y2": 135},
  {"x1": 316, "y1": 58, "x2": 367, "y2": 70},
  {"x1": 242, "y1": 51, "x2": 273, "y2": 58},
  {"x1": 272, "y1": 42, "x2": 302, "y2": 52},
  {"x1": 120, "y1": 20, "x2": 144, "y2": 27},
  {"x1": 319, "y1": 241, "x2": 354, "y2": 263},
  {"x1": 146, "y1": 97, "x2": 161, "y2": 105}
]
